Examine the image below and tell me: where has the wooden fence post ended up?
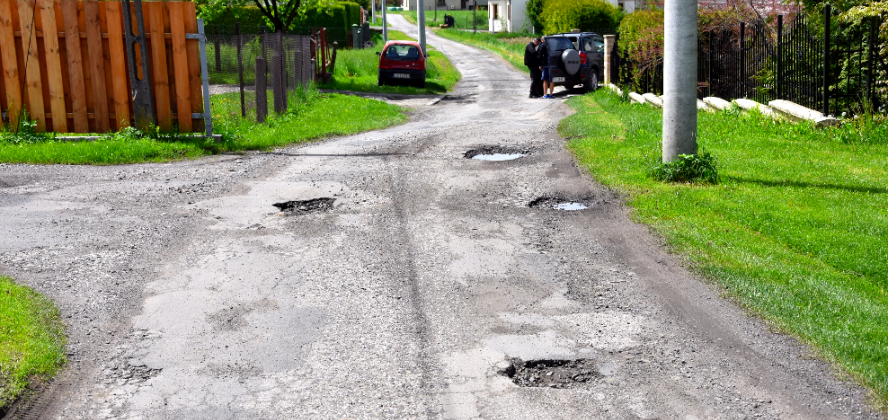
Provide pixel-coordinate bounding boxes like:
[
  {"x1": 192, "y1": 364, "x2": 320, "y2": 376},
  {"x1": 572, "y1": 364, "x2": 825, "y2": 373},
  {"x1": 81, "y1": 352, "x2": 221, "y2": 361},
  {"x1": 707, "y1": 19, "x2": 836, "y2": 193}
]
[
  {"x1": 236, "y1": 22, "x2": 245, "y2": 117},
  {"x1": 0, "y1": 0, "x2": 22, "y2": 129},
  {"x1": 38, "y1": 0, "x2": 67, "y2": 132},
  {"x1": 256, "y1": 56, "x2": 267, "y2": 123},
  {"x1": 17, "y1": 0, "x2": 46, "y2": 131},
  {"x1": 272, "y1": 49, "x2": 285, "y2": 114}
]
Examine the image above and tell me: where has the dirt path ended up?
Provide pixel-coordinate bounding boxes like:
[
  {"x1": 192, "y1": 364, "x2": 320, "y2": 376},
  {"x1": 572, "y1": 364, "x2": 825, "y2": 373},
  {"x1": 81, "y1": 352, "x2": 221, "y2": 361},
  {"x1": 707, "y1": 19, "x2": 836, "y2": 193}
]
[{"x1": 0, "y1": 15, "x2": 882, "y2": 420}]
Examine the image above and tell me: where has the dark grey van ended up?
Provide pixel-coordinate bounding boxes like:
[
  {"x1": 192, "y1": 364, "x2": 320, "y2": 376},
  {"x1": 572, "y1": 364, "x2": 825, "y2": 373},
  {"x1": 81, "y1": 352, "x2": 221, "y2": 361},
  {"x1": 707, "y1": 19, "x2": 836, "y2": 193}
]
[{"x1": 543, "y1": 32, "x2": 605, "y2": 93}]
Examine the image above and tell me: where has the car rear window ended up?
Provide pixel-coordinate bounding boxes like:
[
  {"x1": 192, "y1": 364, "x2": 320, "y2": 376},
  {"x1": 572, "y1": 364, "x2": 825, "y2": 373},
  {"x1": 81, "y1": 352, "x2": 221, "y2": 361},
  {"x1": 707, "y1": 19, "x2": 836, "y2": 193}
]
[
  {"x1": 384, "y1": 45, "x2": 421, "y2": 60},
  {"x1": 547, "y1": 37, "x2": 575, "y2": 51}
]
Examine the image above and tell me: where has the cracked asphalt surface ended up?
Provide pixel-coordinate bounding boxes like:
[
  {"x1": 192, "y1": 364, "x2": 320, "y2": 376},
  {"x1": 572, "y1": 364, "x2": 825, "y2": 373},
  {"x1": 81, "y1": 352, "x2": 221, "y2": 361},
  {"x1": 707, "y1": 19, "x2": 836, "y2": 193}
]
[{"x1": 0, "y1": 15, "x2": 883, "y2": 420}]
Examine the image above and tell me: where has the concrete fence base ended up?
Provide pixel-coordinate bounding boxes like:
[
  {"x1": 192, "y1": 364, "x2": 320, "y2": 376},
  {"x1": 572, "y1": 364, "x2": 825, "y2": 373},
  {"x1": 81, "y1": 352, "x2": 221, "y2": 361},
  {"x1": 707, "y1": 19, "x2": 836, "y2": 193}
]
[
  {"x1": 611, "y1": 87, "x2": 839, "y2": 127},
  {"x1": 734, "y1": 98, "x2": 775, "y2": 117},
  {"x1": 629, "y1": 92, "x2": 646, "y2": 104},
  {"x1": 769, "y1": 100, "x2": 838, "y2": 126},
  {"x1": 642, "y1": 93, "x2": 663, "y2": 108}
]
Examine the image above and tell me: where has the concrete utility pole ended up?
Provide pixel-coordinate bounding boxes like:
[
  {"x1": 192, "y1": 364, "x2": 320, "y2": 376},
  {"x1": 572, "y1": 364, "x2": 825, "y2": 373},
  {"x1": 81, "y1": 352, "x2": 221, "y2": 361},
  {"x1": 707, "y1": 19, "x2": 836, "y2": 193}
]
[
  {"x1": 662, "y1": 0, "x2": 698, "y2": 162},
  {"x1": 418, "y1": 0, "x2": 427, "y2": 55},
  {"x1": 382, "y1": 0, "x2": 388, "y2": 42},
  {"x1": 372, "y1": 0, "x2": 376, "y2": 24}
]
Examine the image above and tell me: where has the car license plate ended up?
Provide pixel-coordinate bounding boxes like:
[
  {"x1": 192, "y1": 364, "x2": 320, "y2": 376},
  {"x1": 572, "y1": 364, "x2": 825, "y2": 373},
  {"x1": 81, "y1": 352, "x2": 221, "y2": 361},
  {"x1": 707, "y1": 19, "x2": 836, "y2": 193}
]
[
  {"x1": 393, "y1": 73, "x2": 410, "y2": 79},
  {"x1": 553, "y1": 77, "x2": 565, "y2": 82}
]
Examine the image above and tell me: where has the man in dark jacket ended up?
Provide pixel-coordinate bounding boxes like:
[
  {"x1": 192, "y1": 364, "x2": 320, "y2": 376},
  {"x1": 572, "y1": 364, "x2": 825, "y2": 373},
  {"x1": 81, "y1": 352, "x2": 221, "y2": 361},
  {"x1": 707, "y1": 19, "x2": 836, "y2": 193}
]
[
  {"x1": 537, "y1": 36, "x2": 554, "y2": 98},
  {"x1": 524, "y1": 37, "x2": 542, "y2": 98}
]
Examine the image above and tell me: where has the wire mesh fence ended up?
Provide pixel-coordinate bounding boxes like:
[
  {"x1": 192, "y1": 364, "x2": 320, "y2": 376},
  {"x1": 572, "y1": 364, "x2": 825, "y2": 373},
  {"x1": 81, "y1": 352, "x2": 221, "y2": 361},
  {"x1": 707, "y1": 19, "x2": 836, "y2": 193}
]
[{"x1": 205, "y1": 24, "x2": 337, "y2": 121}]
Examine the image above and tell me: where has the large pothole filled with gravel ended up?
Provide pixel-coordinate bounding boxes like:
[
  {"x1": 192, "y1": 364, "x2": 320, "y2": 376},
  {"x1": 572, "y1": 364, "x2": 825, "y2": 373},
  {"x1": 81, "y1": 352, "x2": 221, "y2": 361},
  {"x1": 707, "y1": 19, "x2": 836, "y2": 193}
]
[
  {"x1": 499, "y1": 358, "x2": 600, "y2": 388},
  {"x1": 273, "y1": 198, "x2": 336, "y2": 215},
  {"x1": 529, "y1": 197, "x2": 590, "y2": 211},
  {"x1": 464, "y1": 146, "x2": 528, "y2": 161}
]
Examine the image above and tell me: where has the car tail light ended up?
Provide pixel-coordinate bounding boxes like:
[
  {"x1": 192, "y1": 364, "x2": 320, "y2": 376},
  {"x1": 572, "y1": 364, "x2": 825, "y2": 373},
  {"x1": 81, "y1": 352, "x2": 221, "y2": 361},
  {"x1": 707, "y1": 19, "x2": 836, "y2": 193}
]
[{"x1": 579, "y1": 51, "x2": 587, "y2": 65}]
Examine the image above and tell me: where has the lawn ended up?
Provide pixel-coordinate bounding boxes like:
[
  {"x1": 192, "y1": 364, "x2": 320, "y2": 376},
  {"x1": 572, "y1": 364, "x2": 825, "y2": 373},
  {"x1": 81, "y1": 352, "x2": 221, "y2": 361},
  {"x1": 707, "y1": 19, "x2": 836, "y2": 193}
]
[
  {"x1": 0, "y1": 276, "x2": 66, "y2": 413},
  {"x1": 0, "y1": 85, "x2": 407, "y2": 165},
  {"x1": 434, "y1": 29, "x2": 534, "y2": 74},
  {"x1": 320, "y1": 30, "x2": 460, "y2": 94},
  {"x1": 561, "y1": 89, "x2": 888, "y2": 404},
  {"x1": 392, "y1": 9, "x2": 488, "y2": 30}
]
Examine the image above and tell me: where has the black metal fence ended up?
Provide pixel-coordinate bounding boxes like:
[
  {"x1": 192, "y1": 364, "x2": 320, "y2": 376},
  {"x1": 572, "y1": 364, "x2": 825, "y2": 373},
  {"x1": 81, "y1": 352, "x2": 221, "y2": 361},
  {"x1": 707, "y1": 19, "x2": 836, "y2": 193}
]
[{"x1": 611, "y1": 8, "x2": 886, "y2": 116}]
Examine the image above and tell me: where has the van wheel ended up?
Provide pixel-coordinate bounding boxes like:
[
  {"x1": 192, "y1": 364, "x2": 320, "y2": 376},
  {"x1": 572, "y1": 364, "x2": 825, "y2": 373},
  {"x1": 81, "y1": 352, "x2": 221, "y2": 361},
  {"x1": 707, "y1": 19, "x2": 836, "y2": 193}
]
[
  {"x1": 586, "y1": 71, "x2": 598, "y2": 93},
  {"x1": 378, "y1": 77, "x2": 385, "y2": 86}
]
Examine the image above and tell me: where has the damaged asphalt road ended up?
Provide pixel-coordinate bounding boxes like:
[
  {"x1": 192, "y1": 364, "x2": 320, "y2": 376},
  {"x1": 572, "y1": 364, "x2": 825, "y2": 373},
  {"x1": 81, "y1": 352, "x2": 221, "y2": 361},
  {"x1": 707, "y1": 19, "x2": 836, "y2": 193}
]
[{"x1": 0, "y1": 16, "x2": 884, "y2": 420}]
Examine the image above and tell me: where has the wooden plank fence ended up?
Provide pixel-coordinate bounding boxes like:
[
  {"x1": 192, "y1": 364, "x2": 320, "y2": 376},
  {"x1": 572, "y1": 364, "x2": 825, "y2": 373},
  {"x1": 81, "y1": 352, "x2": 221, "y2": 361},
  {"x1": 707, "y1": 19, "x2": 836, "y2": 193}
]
[{"x1": 0, "y1": 0, "x2": 204, "y2": 133}]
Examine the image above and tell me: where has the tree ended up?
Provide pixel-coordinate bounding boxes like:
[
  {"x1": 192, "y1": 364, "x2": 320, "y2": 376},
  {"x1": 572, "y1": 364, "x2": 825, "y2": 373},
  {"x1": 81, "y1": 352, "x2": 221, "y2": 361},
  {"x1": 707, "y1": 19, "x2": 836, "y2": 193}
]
[
  {"x1": 252, "y1": 0, "x2": 304, "y2": 32},
  {"x1": 525, "y1": 0, "x2": 544, "y2": 33},
  {"x1": 539, "y1": 0, "x2": 622, "y2": 34}
]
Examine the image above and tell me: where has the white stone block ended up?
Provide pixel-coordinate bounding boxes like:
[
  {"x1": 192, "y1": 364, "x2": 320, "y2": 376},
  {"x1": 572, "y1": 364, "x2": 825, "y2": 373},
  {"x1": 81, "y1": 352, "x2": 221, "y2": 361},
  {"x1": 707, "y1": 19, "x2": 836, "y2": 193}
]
[
  {"x1": 768, "y1": 99, "x2": 838, "y2": 126},
  {"x1": 703, "y1": 96, "x2": 732, "y2": 111},
  {"x1": 697, "y1": 99, "x2": 713, "y2": 112},
  {"x1": 628, "y1": 92, "x2": 646, "y2": 104},
  {"x1": 642, "y1": 93, "x2": 663, "y2": 107},
  {"x1": 733, "y1": 98, "x2": 774, "y2": 117}
]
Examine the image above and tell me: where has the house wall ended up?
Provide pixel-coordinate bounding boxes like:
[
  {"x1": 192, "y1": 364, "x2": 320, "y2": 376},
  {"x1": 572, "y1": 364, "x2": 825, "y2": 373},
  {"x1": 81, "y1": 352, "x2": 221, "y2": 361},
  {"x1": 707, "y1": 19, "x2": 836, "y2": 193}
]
[
  {"x1": 602, "y1": 0, "x2": 636, "y2": 13},
  {"x1": 508, "y1": 0, "x2": 528, "y2": 32}
]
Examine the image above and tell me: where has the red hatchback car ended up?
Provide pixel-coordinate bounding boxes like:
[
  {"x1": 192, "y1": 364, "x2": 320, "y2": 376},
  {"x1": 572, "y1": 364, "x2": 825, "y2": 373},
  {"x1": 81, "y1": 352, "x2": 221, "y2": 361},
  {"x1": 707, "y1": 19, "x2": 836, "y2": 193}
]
[{"x1": 377, "y1": 40, "x2": 427, "y2": 88}]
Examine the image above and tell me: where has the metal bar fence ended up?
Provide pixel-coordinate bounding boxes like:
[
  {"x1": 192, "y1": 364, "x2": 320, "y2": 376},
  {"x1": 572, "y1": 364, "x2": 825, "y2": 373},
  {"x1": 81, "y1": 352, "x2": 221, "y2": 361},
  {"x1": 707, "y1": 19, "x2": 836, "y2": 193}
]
[{"x1": 609, "y1": 8, "x2": 885, "y2": 117}]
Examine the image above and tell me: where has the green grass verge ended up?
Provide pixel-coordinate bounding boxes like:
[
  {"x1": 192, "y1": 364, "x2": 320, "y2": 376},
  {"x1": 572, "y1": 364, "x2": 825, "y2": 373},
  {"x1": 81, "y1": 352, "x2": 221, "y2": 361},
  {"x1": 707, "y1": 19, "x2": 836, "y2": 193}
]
[
  {"x1": 561, "y1": 89, "x2": 888, "y2": 404},
  {"x1": 0, "y1": 86, "x2": 406, "y2": 165},
  {"x1": 320, "y1": 30, "x2": 460, "y2": 94},
  {"x1": 0, "y1": 276, "x2": 66, "y2": 412},
  {"x1": 390, "y1": 9, "x2": 487, "y2": 29},
  {"x1": 434, "y1": 29, "x2": 534, "y2": 74}
]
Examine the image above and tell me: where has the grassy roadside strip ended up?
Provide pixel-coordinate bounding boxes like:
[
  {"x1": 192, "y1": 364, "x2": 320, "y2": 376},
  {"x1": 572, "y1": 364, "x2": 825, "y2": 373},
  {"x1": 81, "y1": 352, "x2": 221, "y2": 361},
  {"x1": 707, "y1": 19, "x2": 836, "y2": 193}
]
[
  {"x1": 0, "y1": 275, "x2": 66, "y2": 413},
  {"x1": 321, "y1": 30, "x2": 460, "y2": 94},
  {"x1": 389, "y1": 10, "x2": 487, "y2": 30},
  {"x1": 433, "y1": 29, "x2": 533, "y2": 74},
  {"x1": 0, "y1": 87, "x2": 406, "y2": 165},
  {"x1": 561, "y1": 89, "x2": 888, "y2": 405}
]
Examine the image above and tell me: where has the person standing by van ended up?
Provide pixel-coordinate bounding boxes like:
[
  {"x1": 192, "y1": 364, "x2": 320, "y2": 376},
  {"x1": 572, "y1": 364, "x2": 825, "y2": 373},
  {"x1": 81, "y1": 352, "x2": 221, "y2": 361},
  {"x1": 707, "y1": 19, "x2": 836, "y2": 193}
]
[
  {"x1": 538, "y1": 36, "x2": 554, "y2": 98},
  {"x1": 524, "y1": 37, "x2": 543, "y2": 98}
]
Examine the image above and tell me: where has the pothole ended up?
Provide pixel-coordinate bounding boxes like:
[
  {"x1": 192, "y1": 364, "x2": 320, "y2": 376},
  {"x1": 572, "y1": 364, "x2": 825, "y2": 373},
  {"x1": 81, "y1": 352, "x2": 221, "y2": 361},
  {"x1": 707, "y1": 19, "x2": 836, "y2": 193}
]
[
  {"x1": 529, "y1": 197, "x2": 590, "y2": 211},
  {"x1": 441, "y1": 94, "x2": 476, "y2": 104},
  {"x1": 273, "y1": 197, "x2": 336, "y2": 214},
  {"x1": 464, "y1": 146, "x2": 528, "y2": 161},
  {"x1": 499, "y1": 358, "x2": 600, "y2": 388}
]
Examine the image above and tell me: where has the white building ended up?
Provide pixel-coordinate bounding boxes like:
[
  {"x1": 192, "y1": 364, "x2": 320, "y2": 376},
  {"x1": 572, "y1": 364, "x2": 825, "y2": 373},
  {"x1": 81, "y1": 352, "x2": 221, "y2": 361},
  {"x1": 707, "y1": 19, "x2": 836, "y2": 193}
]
[{"x1": 486, "y1": 0, "x2": 528, "y2": 32}]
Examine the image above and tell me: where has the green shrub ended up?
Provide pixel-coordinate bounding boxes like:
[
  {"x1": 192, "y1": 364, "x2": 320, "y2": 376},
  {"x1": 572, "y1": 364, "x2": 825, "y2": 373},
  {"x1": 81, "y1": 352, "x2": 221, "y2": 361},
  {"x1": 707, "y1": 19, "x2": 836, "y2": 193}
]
[
  {"x1": 198, "y1": 4, "x2": 269, "y2": 30},
  {"x1": 0, "y1": 111, "x2": 53, "y2": 145},
  {"x1": 650, "y1": 150, "x2": 719, "y2": 184},
  {"x1": 294, "y1": 2, "x2": 362, "y2": 29},
  {"x1": 539, "y1": 0, "x2": 621, "y2": 34},
  {"x1": 525, "y1": 0, "x2": 544, "y2": 32},
  {"x1": 616, "y1": 10, "x2": 663, "y2": 54}
]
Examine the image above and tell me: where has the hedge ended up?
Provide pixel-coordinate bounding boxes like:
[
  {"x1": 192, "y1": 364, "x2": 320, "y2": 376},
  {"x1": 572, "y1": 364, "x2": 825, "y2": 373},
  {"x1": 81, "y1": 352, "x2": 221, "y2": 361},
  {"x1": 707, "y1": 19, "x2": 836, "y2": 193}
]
[{"x1": 539, "y1": 0, "x2": 622, "y2": 34}]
